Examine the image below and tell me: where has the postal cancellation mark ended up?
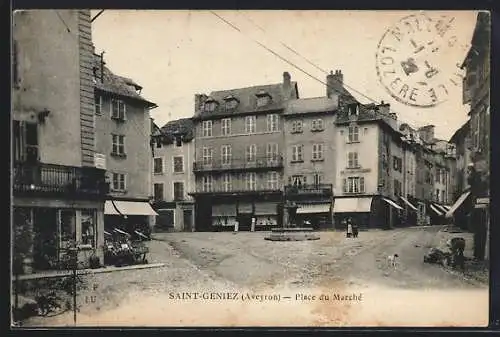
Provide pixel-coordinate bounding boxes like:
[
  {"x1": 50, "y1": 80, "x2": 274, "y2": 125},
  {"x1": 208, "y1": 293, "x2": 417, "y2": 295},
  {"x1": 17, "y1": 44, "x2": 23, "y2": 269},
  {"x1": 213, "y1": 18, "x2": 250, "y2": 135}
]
[{"x1": 375, "y1": 12, "x2": 465, "y2": 108}]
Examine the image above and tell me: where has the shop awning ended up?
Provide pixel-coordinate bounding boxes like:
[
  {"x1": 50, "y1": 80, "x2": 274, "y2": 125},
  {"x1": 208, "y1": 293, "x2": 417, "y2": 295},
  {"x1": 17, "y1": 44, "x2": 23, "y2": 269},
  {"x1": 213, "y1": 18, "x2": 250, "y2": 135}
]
[
  {"x1": 333, "y1": 197, "x2": 373, "y2": 213},
  {"x1": 445, "y1": 191, "x2": 471, "y2": 218},
  {"x1": 382, "y1": 197, "x2": 404, "y2": 210},
  {"x1": 399, "y1": 196, "x2": 418, "y2": 211},
  {"x1": 434, "y1": 204, "x2": 448, "y2": 213},
  {"x1": 429, "y1": 204, "x2": 444, "y2": 216},
  {"x1": 297, "y1": 203, "x2": 331, "y2": 214},
  {"x1": 105, "y1": 200, "x2": 158, "y2": 216}
]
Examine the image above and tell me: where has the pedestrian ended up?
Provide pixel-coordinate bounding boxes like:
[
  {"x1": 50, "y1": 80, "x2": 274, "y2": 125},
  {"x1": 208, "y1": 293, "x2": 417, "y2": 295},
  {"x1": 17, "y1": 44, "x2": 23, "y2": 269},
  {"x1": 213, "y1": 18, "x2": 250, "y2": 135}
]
[
  {"x1": 346, "y1": 218, "x2": 353, "y2": 238},
  {"x1": 352, "y1": 219, "x2": 359, "y2": 238}
]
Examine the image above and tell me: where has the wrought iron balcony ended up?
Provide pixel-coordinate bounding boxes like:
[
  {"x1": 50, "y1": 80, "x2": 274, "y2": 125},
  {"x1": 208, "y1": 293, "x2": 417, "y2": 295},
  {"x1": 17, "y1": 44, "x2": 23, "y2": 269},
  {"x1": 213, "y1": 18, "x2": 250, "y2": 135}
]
[
  {"x1": 193, "y1": 155, "x2": 284, "y2": 173},
  {"x1": 13, "y1": 162, "x2": 109, "y2": 197},
  {"x1": 284, "y1": 183, "x2": 333, "y2": 197},
  {"x1": 191, "y1": 182, "x2": 282, "y2": 196}
]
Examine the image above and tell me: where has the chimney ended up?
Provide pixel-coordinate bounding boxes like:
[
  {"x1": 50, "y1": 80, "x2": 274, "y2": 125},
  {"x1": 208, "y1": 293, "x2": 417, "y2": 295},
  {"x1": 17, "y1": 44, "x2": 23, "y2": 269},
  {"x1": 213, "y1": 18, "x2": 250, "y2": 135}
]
[
  {"x1": 377, "y1": 101, "x2": 390, "y2": 116},
  {"x1": 194, "y1": 94, "x2": 208, "y2": 114},
  {"x1": 326, "y1": 69, "x2": 344, "y2": 98},
  {"x1": 418, "y1": 125, "x2": 435, "y2": 143},
  {"x1": 283, "y1": 71, "x2": 292, "y2": 99}
]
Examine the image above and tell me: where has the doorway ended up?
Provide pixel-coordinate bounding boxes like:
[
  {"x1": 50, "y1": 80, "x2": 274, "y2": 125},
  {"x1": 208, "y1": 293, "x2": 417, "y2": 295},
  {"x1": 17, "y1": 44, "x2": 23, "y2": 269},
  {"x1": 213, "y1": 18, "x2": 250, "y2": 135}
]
[
  {"x1": 237, "y1": 213, "x2": 252, "y2": 231},
  {"x1": 183, "y1": 209, "x2": 193, "y2": 232},
  {"x1": 33, "y1": 208, "x2": 59, "y2": 270}
]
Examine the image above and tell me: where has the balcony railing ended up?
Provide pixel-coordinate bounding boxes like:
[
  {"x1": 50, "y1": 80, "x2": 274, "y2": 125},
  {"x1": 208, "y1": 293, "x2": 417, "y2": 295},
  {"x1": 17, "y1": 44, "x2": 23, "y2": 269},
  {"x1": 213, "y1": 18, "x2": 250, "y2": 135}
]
[
  {"x1": 284, "y1": 184, "x2": 333, "y2": 197},
  {"x1": 13, "y1": 162, "x2": 109, "y2": 197},
  {"x1": 193, "y1": 155, "x2": 283, "y2": 173},
  {"x1": 191, "y1": 183, "x2": 282, "y2": 195}
]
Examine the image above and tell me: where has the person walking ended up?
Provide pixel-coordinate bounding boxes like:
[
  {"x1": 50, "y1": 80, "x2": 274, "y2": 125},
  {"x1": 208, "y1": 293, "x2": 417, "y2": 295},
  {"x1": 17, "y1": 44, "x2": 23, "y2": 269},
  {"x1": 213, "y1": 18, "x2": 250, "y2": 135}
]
[
  {"x1": 352, "y1": 219, "x2": 359, "y2": 238},
  {"x1": 346, "y1": 218, "x2": 353, "y2": 238}
]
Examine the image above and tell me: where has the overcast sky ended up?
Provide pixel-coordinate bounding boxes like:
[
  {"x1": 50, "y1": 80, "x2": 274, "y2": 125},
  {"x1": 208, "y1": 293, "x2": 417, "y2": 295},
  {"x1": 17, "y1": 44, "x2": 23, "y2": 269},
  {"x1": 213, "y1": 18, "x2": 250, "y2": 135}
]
[{"x1": 91, "y1": 10, "x2": 478, "y2": 140}]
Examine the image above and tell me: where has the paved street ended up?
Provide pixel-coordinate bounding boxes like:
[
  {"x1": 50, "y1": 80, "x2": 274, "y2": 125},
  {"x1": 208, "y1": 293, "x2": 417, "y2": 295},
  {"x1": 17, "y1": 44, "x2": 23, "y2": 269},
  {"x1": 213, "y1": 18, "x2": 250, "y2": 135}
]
[{"x1": 22, "y1": 227, "x2": 489, "y2": 327}]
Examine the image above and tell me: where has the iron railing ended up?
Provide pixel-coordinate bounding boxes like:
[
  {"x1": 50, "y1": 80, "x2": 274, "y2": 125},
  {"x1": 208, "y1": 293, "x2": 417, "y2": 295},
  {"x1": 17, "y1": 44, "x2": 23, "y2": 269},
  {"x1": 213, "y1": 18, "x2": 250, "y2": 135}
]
[
  {"x1": 13, "y1": 162, "x2": 109, "y2": 196},
  {"x1": 193, "y1": 155, "x2": 284, "y2": 172}
]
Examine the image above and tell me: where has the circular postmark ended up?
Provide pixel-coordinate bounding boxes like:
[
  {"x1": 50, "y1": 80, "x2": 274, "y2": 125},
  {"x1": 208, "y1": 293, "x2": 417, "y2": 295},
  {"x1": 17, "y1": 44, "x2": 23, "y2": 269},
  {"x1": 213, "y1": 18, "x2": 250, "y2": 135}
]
[{"x1": 376, "y1": 12, "x2": 467, "y2": 108}]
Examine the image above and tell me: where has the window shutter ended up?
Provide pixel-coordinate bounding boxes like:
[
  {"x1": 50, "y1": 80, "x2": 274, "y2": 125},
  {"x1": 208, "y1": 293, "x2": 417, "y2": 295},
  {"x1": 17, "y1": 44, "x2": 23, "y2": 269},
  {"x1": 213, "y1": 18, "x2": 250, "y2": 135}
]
[
  {"x1": 360, "y1": 177, "x2": 365, "y2": 193},
  {"x1": 343, "y1": 178, "x2": 347, "y2": 193}
]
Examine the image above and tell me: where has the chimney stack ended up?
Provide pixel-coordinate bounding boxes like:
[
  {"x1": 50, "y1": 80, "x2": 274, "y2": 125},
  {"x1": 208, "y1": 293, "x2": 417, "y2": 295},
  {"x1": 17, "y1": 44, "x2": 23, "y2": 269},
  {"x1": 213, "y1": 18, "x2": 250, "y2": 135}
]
[
  {"x1": 326, "y1": 69, "x2": 344, "y2": 98},
  {"x1": 418, "y1": 125, "x2": 435, "y2": 143},
  {"x1": 283, "y1": 71, "x2": 292, "y2": 99},
  {"x1": 377, "y1": 101, "x2": 391, "y2": 116},
  {"x1": 194, "y1": 94, "x2": 208, "y2": 114}
]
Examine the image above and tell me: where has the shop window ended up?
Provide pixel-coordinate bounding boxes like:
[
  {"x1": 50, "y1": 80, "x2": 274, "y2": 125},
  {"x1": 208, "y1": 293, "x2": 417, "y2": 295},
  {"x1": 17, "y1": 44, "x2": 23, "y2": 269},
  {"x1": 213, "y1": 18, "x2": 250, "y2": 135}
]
[{"x1": 81, "y1": 210, "x2": 96, "y2": 247}]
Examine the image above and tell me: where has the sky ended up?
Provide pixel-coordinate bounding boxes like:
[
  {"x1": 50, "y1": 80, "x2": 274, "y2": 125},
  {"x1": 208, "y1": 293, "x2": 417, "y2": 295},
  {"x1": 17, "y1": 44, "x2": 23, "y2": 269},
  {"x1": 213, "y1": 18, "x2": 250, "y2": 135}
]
[{"x1": 91, "y1": 10, "x2": 479, "y2": 140}]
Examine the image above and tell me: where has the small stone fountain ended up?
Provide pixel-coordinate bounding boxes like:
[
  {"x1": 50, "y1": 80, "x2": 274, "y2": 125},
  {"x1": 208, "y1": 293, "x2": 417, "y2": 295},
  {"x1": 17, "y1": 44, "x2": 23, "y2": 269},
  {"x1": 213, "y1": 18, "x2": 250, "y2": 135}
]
[{"x1": 265, "y1": 201, "x2": 320, "y2": 241}]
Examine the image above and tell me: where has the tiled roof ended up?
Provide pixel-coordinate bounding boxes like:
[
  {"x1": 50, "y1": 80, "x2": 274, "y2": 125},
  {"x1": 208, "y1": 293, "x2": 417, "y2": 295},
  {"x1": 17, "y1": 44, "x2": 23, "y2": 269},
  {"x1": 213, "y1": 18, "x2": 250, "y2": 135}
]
[
  {"x1": 449, "y1": 119, "x2": 470, "y2": 144},
  {"x1": 199, "y1": 81, "x2": 298, "y2": 117},
  {"x1": 284, "y1": 96, "x2": 339, "y2": 116},
  {"x1": 159, "y1": 118, "x2": 195, "y2": 143},
  {"x1": 93, "y1": 54, "x2": 157, "y2": 107}
]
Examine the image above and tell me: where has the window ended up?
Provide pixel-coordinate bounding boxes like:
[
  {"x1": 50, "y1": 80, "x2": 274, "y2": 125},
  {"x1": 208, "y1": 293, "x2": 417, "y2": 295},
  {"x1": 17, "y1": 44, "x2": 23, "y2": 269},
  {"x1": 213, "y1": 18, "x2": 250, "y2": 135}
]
[
  {"x1": 175, "y1": 136, "x2": 182, "y2": 147},
  {"x1": 225, "y1": 99, "x2": 238, "y2": 110},
  {"x1": 111, "y1": 135, "x2": 125, "y2": 156},
  {"x1": 154, "y1": 183, "x2": 164, "y2": 200},
  {"x1": 202, "y1": 175, "x2": 213, "y2": 192},
  {"x1": 221, "y1": 145, "x2": 232, "y2": 165},
  {"x1": 202, "y1": 120, "x2": 212, "y2": 137},
  {"x1": 81, "y1": 210, "x2": 96, "y2": 247},
  {"x1": 312, "y1": 119, "x2": 324, "y2": 131},
  {"x1": 441, "y1": 190, "x2": 445, "y2": 203},
  {"x1": 393, "y1": 156, "x2": 402, "y2": 172},
  {"x1": 246, "y1": 172, "x2": 256, "y2": 190},
  {"x1": 291, "y1": 175, "x2": 307, "y2": 186},
  {"x1": 347, "y1": 152, "x2": 359, "y2": 168},
  {"x1": 222, "y1": 174, "x2": 232, "y2": 192},
  {"x1": 348, "y1": 125, "x2": 359, "y2": 142},
  {"x1": 60, "y1": 210, "x2": 76, "y2": 243},
  {"x1": 173, "y1": 156, "x2": 184, "y2": 173},
  {"x1": 435, "y1": 169, "x2": 441, "y2": 183},
  {"x1": 313, "y1": 173, "x2": 323, "y2": 186},
  {"x1": 202, "y1": 147, "x2": 213, "y2": 166},
  {"x1": 312, "y1": 143, "x2": 324, "y2": 161},
  {"x1": 266, "y1": 143, "x2": 279, "y2": 162},
  {"x1": 94, "y1": 95, "x2": 102, "y2": 115},
  {"x1": 246, "y1": 144, "x2": 257, "y2": 162},
  {"x1": 112, "y1": 173, "x2": 126, "y2": 191},
  {"x1": 173, "y1": 182, "x2": 184, "y2": 200},
  {"x1": 221, "y1": 118, "x2": 231, "y2": 136},
  {"x1": 267, "y1": 114, "x2": 279, "y2": 132},
  {"x1": 292, "y1": 120, "x2": 303, "y2": 133},
  {"x1": 13, "y1": 121, "x2": 39, "y2": 163},
  {"x1": 111, "y1": 99, "x2": 126, "y2": 120},
  {"x1": 343, "y1": 177, "x2": 365, "y2": 194},
  {"x1": 268, "y1": 171, "x2": 279, "y2": 190},
  {"x1": 204, "y1": 101, "x2": 217, "y2": 112},
  {"x1": 257, "y1": 95, "x2": 270, "y2": 107},
  {"x1": 394, "y1": 179, "x2": 402, "y2": 196},
  {"x1": 292, "y1": 145, "x2": 303, "y2": 162},
  {"x1": 153, "y1": 157, "x2": 163, "y2": 174},
  {"x1": 435, "y1": 189, "x2": 440, "y2": 202},
  {"x1": 441, "y1": 170, "x2": 446, "y2": 184},
  {"x1": 245, "y1": 116, "x2": 256, "y2": 133}
]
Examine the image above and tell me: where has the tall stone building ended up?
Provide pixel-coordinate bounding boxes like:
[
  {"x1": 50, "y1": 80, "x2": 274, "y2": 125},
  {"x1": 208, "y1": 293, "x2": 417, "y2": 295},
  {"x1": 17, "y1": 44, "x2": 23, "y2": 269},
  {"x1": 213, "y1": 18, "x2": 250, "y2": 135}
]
[
  {"x1": 12, "y1": 10, "x2": 108, "y2": 272},
  {"x1": 191, "y1": 72, "x2": 298, "y2": 231}
]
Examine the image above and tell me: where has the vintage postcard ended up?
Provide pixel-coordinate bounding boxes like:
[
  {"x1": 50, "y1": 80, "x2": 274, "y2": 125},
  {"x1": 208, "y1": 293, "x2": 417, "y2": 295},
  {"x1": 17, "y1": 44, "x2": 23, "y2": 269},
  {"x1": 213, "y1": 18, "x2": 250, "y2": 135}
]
[{"x1": 11, "y1": 9, "x2": 490, "y2": 327}]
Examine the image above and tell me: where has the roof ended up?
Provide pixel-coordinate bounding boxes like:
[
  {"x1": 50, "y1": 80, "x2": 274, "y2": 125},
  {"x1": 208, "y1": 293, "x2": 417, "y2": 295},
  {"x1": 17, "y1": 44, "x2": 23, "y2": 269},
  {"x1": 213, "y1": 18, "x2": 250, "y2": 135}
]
[
  {"x1": 284, "y1": 96, "x2": 339, "y2": 116},
  {"x1": 461, "y1": 11, "x2": 491, "y2": 68},
  {"x1": 151, "y1": 120, "x2": 162, "y2": 137},
  {"x1": 159, "y1": 118, "x2": 195, "y2": 143},
  {"x1": 198, "y1": 81, "x2": 299, "y2": 117},
  {"x1": 93, "y1": 54, "x2": 157, "y2": 108},
  {"x1": 449, "y1": 119, "x2": 471, "y2": 144}
]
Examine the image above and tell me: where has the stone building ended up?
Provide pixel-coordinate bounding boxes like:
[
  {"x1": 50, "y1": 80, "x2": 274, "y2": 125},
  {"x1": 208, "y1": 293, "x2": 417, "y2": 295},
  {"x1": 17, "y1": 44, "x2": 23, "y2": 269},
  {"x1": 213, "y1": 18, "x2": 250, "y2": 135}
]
[
  {"x1": 191, "y1": 72, "x2": 299, "y2": 231},
  {"x1": 151, "y1": 118, "x2": 196, "y2": 232},
  {"x1": 12, "y1": 10, "x2": 108, "y2": 272},
  {"x1": 92, "y1": 52, "x2": 159, "y2": 235}
]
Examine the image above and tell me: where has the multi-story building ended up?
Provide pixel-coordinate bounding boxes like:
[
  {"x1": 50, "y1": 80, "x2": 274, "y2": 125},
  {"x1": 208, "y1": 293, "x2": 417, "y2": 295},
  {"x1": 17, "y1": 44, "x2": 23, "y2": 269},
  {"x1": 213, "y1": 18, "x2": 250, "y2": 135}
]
[
  {"x1": 12, "y1": 10, "x2": 108, "y2": 272},
  {"x1": 151, "y1": 118, "x2": 195, "y2": 232},
  {"x1": 399, "y1": 123, "x2": 420, "y2": 224},
  {"x1": 282, "y1": 96, "x2": 337, "y2": 229},
  {"x1": 191, "y1": 72, "x2": 299, "y2": 231},
  {"x1": 92, "y1": 52, "x2": 159, "y2": 234},
  {"x1": 333, "y1": 101, "x2": 406, "y2": 229},
  {"x1": 449, "y1": 120, "x2": 472, "y2": 200},
  {"x1": 448, "y1": 11, "x2": 490, "y2": 260}
]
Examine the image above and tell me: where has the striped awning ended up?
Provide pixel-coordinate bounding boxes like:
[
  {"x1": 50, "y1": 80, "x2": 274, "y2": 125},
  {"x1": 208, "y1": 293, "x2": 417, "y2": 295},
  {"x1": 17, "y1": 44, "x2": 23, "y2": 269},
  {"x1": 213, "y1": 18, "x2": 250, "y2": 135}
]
[
  {"x1": 399, "y1": 196, "x2": 418, "y2": 211},
  {"x1": 297, "y1": 203, "x2": 330, "y2": 214},
  {"x1": 445, "y1": 191, "x2": 472, "y2": 218},
  {"x1": 429, "y1": 204, "x2": 444, "y2": 216},
  {"x1": 382, "y1": 197, "x2": 404, "y2": 210},
  {"x1": 105, "y1": 200, "x2": 158, "y2": 216}
]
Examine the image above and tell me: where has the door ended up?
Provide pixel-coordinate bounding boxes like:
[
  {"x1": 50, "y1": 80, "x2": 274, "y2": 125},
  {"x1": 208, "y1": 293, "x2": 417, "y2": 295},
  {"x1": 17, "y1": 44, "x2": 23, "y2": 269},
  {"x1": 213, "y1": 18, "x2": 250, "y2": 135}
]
[
  {"x1": 183, "y1": 209, "x2": 193, "y2": 232},
  {"x1": 237, "y1": 213, "x2": 252, "y2": 231},
  {"x1": 33, "y1": 208, "x2": 58, "y2": 270}
]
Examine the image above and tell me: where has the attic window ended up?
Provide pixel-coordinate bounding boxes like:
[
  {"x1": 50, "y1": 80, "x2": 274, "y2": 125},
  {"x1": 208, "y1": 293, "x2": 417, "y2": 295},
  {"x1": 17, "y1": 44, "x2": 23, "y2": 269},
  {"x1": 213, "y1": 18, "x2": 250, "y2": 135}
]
[
  {"x1": 204, "y1": 98, "x2": 217, "y2": 112},
  {"x1": 256, "y1": 90, "x2": 272, "y2": 107},
  {"x1": 348, "y1": 104, "x2": 359, "y2": 116},
  {"x1": 224, "y1": 95, "x2": 239, "y2": 110}
]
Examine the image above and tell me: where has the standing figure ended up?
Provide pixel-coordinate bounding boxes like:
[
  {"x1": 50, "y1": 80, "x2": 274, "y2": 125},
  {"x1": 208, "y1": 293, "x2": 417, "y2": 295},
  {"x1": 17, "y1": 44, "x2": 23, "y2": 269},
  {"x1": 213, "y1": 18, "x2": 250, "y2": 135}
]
[
  {"x1": 352, "y1": 219, "x2": 359, "y2": 238},
  {"x1": 346, "y1": 218, "x2": 353, "y2": 238}
]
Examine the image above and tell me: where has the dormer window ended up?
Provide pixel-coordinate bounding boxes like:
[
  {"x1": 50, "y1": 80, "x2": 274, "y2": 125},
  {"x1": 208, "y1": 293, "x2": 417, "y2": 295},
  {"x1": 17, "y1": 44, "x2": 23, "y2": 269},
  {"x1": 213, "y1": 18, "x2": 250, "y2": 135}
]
[
  {"x1": 204, "y1": 98, "x2": 217, "y2": 112},
  {"x1": 256, "y1": 90, "x2": 272, "y2": 107},
  {"x1": 224, "y1": 95, "x2": 239, "y2": 110},
  {"x1": 348, "y1": 103, "x2": 359, "y2": 116}
]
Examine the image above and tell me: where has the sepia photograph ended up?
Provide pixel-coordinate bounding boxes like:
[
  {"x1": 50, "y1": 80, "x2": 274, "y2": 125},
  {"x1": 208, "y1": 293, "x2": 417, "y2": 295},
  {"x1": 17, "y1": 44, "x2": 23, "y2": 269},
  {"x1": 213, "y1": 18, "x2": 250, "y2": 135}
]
[{"x1": 11, "y1": 9, "x2": 490, "y2": 327}]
